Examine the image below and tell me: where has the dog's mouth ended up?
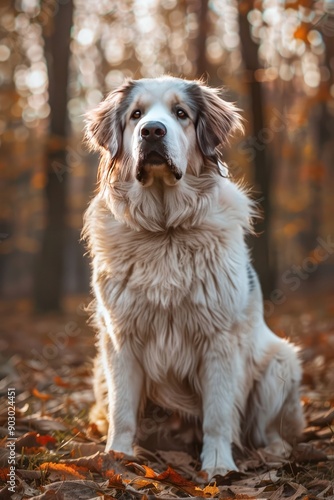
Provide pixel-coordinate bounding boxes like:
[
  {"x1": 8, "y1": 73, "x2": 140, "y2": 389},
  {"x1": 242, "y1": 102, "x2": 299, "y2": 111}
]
[
  {"x1": 144, "y1": 151, "x2": 166, "y2": 165},
  {"x1": 136, "y1": 149, "x2": 183, "y2": 186}
]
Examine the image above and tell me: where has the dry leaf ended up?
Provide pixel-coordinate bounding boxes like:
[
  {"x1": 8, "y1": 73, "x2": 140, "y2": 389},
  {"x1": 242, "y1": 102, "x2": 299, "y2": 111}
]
[
  {"x1": 54, "y1": 376, "x2": 71, "y2": 388},
  {"x1": 39, "y1": 462, "x2": 87, "y2": 481},
  {"x1": 33, "y1": 480, "x2": 110, "y2": 500},
  {"x1": 36, "y1": 434, "x2": 57, "y2": 446},
  {"x1": 32, "y1": 388, "x2": 53, "y2": 401},
  {"x1": 106, "y1": 472, "x2": 125, "y2": 488},
  {"x1": 61, "y1": 451, "x2": 131, "y2": 477},
  {"x1": 200, "y1": 483, "x2": 220, "y2": 496}
]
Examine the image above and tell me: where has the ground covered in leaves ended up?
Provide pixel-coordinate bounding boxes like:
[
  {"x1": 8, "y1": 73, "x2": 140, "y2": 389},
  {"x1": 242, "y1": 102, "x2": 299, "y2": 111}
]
[{"x1": 0, "y1": 297, "x2": 333, "y2": 500}]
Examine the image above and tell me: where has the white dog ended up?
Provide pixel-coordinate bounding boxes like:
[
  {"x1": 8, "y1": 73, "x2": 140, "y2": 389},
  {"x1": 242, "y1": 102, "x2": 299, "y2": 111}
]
[{"x1": 83, "y1": 76, "x2": 304, "y2": 477}]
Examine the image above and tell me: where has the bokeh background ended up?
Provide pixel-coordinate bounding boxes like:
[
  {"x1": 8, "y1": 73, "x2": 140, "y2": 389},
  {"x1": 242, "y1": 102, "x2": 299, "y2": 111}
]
[
  {"x1": 0, "y1": 0, "x2": 334, "y2": 322},
  {"x1": 1, "y1": 4, "x2": 334, "y2": 493}
]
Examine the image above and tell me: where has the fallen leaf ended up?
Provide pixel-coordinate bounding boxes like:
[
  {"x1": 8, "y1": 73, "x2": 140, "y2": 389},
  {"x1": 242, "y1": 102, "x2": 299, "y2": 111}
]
[
  {"x1": 156, "y1": 466, "x2": 199, "y2": 495},
  {"x1": 20, "y1": 416, "x2": 68, "y2": 432},
  {"x1": 200, "y1": 483, "x2": 220, "y2": 496},
  {"x1": 36, "y1": 434, "x2": 57, "y2": 446},
  {"x1": 39, "y1": 462, "x2": 87, "y2": 481},
  {"x1": 54, "y1": 376, "x2": 71, "y2": 388},
  {"x1": 309, "y1": 409, "x2": 334, "y2": 427},
  {"x1": 16, "y1": 431, "x2": 41, "y2": 449},
  {"x1": 61, "y1": 451, "x2": 131, "y2": 477},
  {"x1": 67, "y1": 441, "x2": 104, "y2": 458},
  {"x1": 0, "y1": 468, "x2": 10, "y2": 482},
  {"x1": 106, "y1": 472, "x2": 125, "y2": 488},
  {"x1": 213, "y1": 470, "x2": 247, "y2": 486},
  {"x1": 129, "y1": 463, "x2": 157, "y2": 478},
  {"x1": 292, "y1": 443, "x2": 328, "y2": 463},
  {"x1": 16, "y1": 469, "x2": 43, "y2": 481},
  {"x1": 33, "y1": 479, "x2": 110, "y2": 500},
  {"x1": 32, "y1": 388, "x2": 53, "y2": 401}
]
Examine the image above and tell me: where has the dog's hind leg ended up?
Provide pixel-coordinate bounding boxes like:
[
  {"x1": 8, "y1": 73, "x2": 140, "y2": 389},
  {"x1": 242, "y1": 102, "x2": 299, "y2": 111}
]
[{"x1": 247, "y1": 338, "x2": 305, "y2": 456}]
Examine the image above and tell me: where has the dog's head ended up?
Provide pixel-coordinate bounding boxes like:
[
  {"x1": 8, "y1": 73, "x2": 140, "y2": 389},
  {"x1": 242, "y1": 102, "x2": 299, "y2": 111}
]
[{"x1": 86, "y1": 76, "x2": 243, "y2": 187}]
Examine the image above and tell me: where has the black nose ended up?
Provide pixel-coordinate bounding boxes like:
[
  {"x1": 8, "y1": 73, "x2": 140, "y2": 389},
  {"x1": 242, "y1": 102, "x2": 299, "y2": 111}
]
[{"x1": 140, "y1": 121, "x2": 167, "y2": 141}]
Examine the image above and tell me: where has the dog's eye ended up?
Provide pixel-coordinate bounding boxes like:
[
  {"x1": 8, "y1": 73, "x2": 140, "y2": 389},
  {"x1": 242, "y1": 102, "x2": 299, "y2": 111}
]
[
  {"x1": 131, "y1": 110, "x2": 141, "y2": 120},
  {"x1": 176, "y1": 108, "x2": 188, "y2": 120}
]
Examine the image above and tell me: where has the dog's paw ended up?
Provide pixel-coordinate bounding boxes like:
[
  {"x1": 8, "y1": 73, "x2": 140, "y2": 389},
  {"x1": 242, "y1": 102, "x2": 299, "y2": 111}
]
[
  {"x1": 106, "y1": 435, "x2": 134, "y2": 457},
  {"x1": 204, "y1": 465, "x2": 238, "y2": 479},
  {"x1": 201, "y1": 437, "x2": 238, "y2": 480},
  {"x1": 263, "y1": 439, "x2": 292, "y2": 458},
  {"x1": 106, "y1": 445, "x2": 134, "y2": 456}
]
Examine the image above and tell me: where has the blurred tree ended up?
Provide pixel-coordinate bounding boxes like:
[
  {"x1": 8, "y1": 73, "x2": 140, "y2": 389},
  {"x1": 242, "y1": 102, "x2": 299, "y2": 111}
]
[
  {"x1": 33, "y1": 0, "x2": 74, "y2": 311},
  {"x1": 187, "y1": 0, "x2": 210, "y2": 80},
  {"x1": 238, "y1": 5, "x2": 274, "y2": 298},
  {"x1": 1, "y1": 0, "x2": 333, "y2": 302}
]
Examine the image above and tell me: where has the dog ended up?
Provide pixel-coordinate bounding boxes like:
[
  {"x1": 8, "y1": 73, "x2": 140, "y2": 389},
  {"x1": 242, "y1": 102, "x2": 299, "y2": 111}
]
[{"x1": 83, "y1": 76, "x2": 305, "y2": 478}]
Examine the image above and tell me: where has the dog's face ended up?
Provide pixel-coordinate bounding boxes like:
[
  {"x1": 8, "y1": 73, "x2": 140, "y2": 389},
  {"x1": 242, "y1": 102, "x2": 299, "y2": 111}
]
[
  {"x1": 86, "y1": 76, "x2": 243, "y2": 187},
  {"x1": 123, "y1": 80, "x2": 198, "y2": 186}
]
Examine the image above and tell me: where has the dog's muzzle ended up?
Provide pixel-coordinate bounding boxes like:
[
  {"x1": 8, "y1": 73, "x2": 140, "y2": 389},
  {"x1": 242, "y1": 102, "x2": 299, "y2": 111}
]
[{"x1": 136, "y1": 121, "x2": 183, "y2": 185}]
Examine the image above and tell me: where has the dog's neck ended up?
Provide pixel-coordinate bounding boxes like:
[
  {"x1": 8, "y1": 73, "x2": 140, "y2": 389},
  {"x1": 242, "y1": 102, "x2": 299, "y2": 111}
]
[{"x1": 103, "y1": 171, "x2": 220, "y2": 232}]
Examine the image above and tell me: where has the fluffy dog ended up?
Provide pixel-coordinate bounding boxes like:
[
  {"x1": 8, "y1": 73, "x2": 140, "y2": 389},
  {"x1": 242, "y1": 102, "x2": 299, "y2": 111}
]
[{"x1": 83, "y1": 76, "x2": 304, "y2": 477}]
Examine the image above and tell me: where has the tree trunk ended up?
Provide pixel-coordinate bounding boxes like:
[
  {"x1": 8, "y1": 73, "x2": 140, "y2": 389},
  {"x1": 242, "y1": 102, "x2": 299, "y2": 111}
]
[
  {"x1": 188, "y1": 0, "x2": 219, "y2": 84},
  {"x1": 33, "y1": 0, "x2": 73, "y2": 311},
  {"x1": 238, "y1": 10, "x2": 274, "y2": 299},
  {"x1": 191, "y1": 0, "x2": 209, "y2": 79}
]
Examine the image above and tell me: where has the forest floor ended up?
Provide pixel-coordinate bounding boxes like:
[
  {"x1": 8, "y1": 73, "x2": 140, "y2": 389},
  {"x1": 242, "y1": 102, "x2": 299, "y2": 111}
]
[{"x1": 0, "y1": 296, "x2": 333, "y2": 500}]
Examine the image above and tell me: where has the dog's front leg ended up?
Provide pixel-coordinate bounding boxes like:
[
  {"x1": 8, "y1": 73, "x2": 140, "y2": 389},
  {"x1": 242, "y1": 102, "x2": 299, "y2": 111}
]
[
  {"x1": 101, "y1": 332, "x2": 143, "y2": 456},
  {"x1": 200, "y1": 348, "x2": 238, "y2": 478}
]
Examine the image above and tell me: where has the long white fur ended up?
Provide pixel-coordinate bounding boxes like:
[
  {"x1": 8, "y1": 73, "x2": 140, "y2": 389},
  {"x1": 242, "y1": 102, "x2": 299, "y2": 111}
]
[{"x1": 83, "y1": 76, "x2": 305, "y2": 477}]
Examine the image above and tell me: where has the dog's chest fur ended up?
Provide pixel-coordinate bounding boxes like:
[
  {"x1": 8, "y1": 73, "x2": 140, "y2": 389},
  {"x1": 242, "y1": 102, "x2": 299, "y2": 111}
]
[{"x1": 89, "y1": 193, "x2": 250, "y2": 403}]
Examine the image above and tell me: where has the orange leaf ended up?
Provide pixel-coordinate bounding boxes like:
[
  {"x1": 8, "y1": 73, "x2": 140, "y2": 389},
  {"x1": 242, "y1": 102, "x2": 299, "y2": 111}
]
[
  {"x1": 107, "y1": 472, "x2": 125, "y2": 488},
  {"x1": 61, "y1": 451, "x2": 119, "y2": 476},
  {"x1": 36, "y1": 434, "x2": 57, "y2": 446},
  {"x1": 39, "y1": 462, "x2": 86, "y2": 480},
  {"x1": 201, "y1": 483, "x2": 220, "y2": 496},
  {"x1": 155, "y1": 466, "x2": 198, "y2": 494},
  {"x1": 142, "y1": 465, "x2": 157, "y2": 479},
  {"x1": 32, "y1": 388, "x2": 53, "y2": 401},
  {"x1": 0, "y1": 468, "x2": 10, "y2": 481},
  {"x1": 54, "y1": 376, "x2": 71, "y2": 388}
]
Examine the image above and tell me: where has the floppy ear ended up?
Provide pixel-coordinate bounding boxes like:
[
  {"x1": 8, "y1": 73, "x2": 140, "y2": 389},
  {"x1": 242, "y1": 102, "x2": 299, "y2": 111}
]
[
  {"x1": 192, "y1": 83, "x2": 244, "y2": 157},
  {"x1": 85, "y1": 79, "x2": 135, "y2": 158}
]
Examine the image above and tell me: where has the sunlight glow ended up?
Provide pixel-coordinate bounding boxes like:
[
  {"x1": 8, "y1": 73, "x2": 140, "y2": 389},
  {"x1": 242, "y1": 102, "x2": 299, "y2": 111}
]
[
  {"x1": 26, "y1": 69, "x2": 47, "y2": 91},
  {"x1": 77, "y1": 28, "x2": 94, "y2": 46},
  {"x1": 304, "y1": 70, "x2": 321, "y2": 88},
  {"x1": 0, "y1": 45, "x2": 10, "y2": 62}
]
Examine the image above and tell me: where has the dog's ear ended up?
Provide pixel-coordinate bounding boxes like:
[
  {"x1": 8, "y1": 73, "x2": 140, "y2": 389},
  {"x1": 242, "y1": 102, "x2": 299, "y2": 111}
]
[
  {"x1": 192, "y1": 83, "x2": 244, "y2": 157},
  {"x1": 85, "y1": 79, "x2": 135, "y2": 158}
]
